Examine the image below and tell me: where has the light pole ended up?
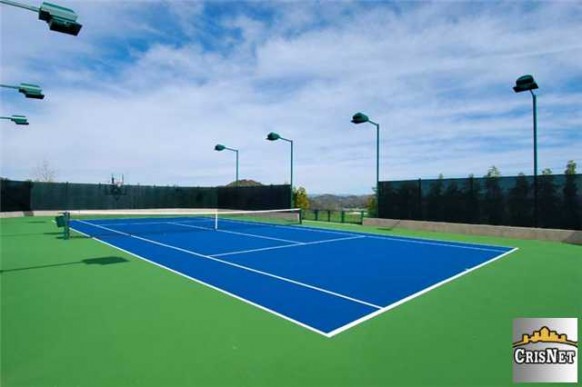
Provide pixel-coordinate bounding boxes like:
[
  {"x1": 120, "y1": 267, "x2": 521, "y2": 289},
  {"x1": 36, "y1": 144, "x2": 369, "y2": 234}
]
[
  {"x1": 214, "y1": 144, "x2": 239, "y2": 186},
  {"x1": 266, "y1": 132, "x2": 294, "y2": 208},
  {"x1": 513, "y1": 75, "x2": 539, "y2": 227},
  {"x1": 0, "y1": 0, "x2": 82, "y2": 35},
  {"x1": 0, "y1": 115, "x2": 29, "y2": 125},
  {"x1": 1, "y1": 83, "x2": 44, "y2": 99},
  {"x1": 351, "y1": 112, "x2": 381, "y2": 212}
]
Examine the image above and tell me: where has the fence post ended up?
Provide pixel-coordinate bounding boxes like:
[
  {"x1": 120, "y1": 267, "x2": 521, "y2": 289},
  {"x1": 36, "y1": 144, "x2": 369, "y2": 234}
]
[
  {"x1": 418, "y1": 178, "x2": 422, "y2": 220},
  {"x1": 469, "y1": 176, "x2": 475, "y2": 223},
  {"x1": 341, "y1": 210, "x2": 345, "y2": 223}
]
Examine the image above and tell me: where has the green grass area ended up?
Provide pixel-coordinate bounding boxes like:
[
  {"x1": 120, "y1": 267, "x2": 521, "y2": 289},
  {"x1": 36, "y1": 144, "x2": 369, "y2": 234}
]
[{"x1": 1, "y1": 216, "x2": 580, "y2": 386}]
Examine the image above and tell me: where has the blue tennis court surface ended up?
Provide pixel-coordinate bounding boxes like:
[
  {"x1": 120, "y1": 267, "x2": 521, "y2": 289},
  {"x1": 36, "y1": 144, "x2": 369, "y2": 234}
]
[{"x1": 70, "y1": 216, "x2": 516, "y2": 337}]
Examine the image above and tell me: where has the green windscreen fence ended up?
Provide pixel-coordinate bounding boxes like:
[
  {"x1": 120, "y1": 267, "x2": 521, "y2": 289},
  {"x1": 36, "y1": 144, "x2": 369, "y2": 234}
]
[
  {"x1": 0, "y1": 180, "x2": 291, "y2": 212},
  {"x1": 378, "y1": 174, "x2": 582, "y2": 230},
  {"x1": 217, "y1": 185, "x2": 291, "y2": 210}
]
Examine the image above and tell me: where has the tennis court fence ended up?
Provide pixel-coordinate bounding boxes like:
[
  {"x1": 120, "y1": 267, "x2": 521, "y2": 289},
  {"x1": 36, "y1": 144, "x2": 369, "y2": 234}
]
[
  {"x1": 0, "y1": 180, "x2": 291, "y2": 212},
  {"x1": 377, "y1": 174, "x2": 582, "y2": 230},
  {"x1": 302, "y1": 209, "x2": 366, "y2": 224}
]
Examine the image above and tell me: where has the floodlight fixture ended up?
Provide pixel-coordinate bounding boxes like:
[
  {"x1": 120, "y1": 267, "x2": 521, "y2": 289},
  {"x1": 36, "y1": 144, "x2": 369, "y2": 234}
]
[
  {"x1": 19, "y1": 83, "x2": 44, "y2": 99},
  {"x1": 266, "y1": 132, "x2": 281, "y2": 141},
  {"x1": 1, "y1": 115, "x2": 30, "y2": 125},
  {"x1": 0, "y1": 0, "x2": 82, "y2": 36},
  {"x1": 1, "y1": 83, "x2": 45, "y2": 99},
  {"x1": 351, "y1": 112, "x2": 371, "y2": 124},
  {"x1": 513, "y1": 75, "x2": 539, "y2": 93}
]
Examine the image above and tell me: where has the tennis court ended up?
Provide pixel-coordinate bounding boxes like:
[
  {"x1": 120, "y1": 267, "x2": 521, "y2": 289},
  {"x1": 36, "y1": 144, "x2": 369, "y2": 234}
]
[
  {"x1": 68, "y1": 210, "x2": 516, "y2": 337},
  {"x1": 2, "y1": 215, "x2": 580, "y2": 386}
]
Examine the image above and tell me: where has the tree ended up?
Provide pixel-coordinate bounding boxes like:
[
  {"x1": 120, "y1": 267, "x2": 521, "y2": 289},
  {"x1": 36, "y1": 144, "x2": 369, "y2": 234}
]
[
  {"x1": 366, "y1": 196, "x2": 377, "y2": 217},
  {"x1": 538, "y1": 168, "x2": 560, "y2": 228},
  {"x1": 32, "y1": 159, "x2": 56, "y2": 182},
  {"x1": 562, "y1": 160, "x2": 580, "y2": 229},
  {"x1": 366, "y1": 192, "x2": 377, "y2": 218},
  {"x1": 462, "y1": 174, "x2": 480, "y2": 223},
  {"x1": 442, "y1": 180, "x2": 464, "y2": 222},
  {"x1": 565, "y1": 160, "x2": 577, "y2": 175},
  {"x1": 293, "y1": 186, "x2": 310, "y2": 210},
  {"x1": 483, "y1": 166, "x2": 504, "y2": 224},
  {"x1": 486, "y1": 166, "x2": 501, "y2": 178},
  {"x1": 508, "y1": 173, "x2": 532, "y2": 226},
  {"x1": 426, "y1": 175, "x2": 444, "y2": 221},
  {"x1": 394, "y1": 181, "x2": 420, "y2": 220}
]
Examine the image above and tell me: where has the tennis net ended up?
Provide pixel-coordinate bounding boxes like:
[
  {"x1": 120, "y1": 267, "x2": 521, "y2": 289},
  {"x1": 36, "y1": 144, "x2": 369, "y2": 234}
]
[{"x1": 65, "y1": 208, "x2": 302, "y2": 238}]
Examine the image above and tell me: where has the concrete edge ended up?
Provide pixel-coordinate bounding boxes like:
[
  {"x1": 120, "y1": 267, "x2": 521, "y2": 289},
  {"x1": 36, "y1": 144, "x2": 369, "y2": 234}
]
[{"x1": 363, "y1": 218, "x2": 582, "y2": 245}]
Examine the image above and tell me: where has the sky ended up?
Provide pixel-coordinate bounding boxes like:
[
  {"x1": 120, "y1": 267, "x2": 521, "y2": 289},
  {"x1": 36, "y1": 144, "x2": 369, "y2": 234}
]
[{"x1": 1, "y1": 0, "x2": 581, "y2": 195}]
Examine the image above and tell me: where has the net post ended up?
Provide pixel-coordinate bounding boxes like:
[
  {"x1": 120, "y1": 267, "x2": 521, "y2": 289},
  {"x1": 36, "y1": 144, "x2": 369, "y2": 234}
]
[
  {"x1": 63, "y1": 211, "x2": 70, "y2": 240},
  {"x1": 299, "y1": 208, "x2": 303, "y2": 225}
]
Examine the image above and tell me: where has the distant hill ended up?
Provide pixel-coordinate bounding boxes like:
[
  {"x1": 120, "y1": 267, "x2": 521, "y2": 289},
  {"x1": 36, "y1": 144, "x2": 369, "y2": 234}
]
[
  {"x1": 225, "y1": 179, "x2": 263, "y2": 187},
  {"x1": 309, "y1": 194, "x2": 372, "y2": 210}
]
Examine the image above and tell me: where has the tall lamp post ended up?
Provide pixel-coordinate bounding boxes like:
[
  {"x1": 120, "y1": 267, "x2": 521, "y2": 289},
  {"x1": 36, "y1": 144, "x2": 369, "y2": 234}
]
[
  {"x1": 214, "y1": 144, "x2": 239, "y2": 186},
  {"x1": 513, "y1": 75, "x2": 539, "y2": 227},
  {"x1": 1, "y1": 83, "x2": 44, "y2": 99},
  {"x1": 266, "y1": 132, "x2": 294, "y2": 208},
  {"x1": 0, "y1": 115, "x2": 29, "y2": 125},
  {"x1": 351, "y1": 112, "x2": 381, "y2": 213},
  {"x1": 0, "y1": 0, "x2": 82, "y2": 35}
]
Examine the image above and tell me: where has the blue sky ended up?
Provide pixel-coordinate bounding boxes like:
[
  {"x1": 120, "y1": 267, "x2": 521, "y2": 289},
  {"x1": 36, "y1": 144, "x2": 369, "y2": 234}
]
[{"x1": 1, "y1": 0, "x2": 581, "y2": 194}]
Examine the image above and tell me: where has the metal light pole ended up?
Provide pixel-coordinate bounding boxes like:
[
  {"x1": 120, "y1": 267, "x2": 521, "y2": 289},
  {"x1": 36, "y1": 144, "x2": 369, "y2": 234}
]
[
  {"x1": 266, "y1": 132, "x2": 294, "y2": 208},
  {"x1": 351, "y1": 112, "x2": 381, "y2": 214},
  {"x1": 0, "y1": 0, "x2": 82, "y2": 35},
  {"x1": 513, "y1": 74, "x2": 539, "y2": 227},
  {"x1": 1, "y1": 83, "x2": 44, "y2": 99},
  {"x1": 214, "y1": 144, "x2": 239, "y2": 186}
]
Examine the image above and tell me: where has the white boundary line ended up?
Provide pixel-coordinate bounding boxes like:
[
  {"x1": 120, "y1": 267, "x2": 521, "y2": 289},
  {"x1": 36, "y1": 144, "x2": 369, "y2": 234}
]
[
  {"x1": 270, "y1": 221, "x2": 512, "y2": 252},
  {"x1": 363, "y1": 234, "x2": 505, "y2": 252},
  {"x1": 212, "y1": 235, "x2": 366, "y2": 257},
  {"x1": 168, "y1": 222, "x2": 302, "y2": 244},
  {"x1": 97, "y1": 218, "x2": 213, "y2": 227},
  {"x1": 69, "y1": 226, "x2": 333, "y2": 337},
  {"x1": 325, "y1": 247, "x2": 520, "y2": 337},
  {"x1": 75, "y1": 220, "x2": 382, "y2": 310}
]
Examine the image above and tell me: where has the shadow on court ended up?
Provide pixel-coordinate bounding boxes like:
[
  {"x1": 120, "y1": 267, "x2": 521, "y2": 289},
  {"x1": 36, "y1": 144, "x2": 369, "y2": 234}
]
[{"x1": 0, "y1": 256, "x2": 129, "y2": 274}]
